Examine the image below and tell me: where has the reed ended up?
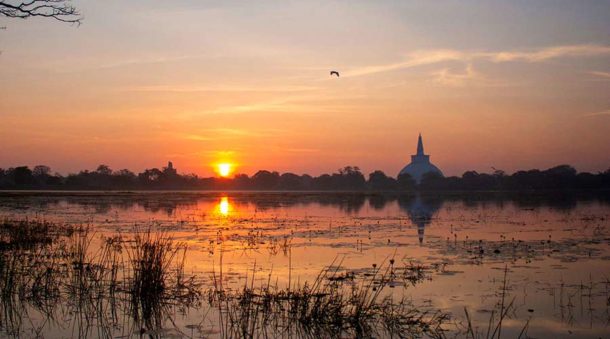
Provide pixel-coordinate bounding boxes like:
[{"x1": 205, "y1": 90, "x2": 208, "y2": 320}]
[{"x1": 208, "y1": 259, "x2": 449, "y2": 338}]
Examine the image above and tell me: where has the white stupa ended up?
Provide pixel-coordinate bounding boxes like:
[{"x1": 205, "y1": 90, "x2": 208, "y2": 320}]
[{"x1": 398, "y1": 134, "x2": 443, "y2": 183}]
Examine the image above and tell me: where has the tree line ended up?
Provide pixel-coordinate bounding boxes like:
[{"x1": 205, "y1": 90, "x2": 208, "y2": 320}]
[{"x1": 1, "y1": 164, "x2": 609, "y2": 191}]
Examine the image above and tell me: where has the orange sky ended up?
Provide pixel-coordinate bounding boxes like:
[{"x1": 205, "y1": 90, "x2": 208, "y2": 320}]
[{"x1": 1, "y1": 1, "x2": 609, "y2": 177}]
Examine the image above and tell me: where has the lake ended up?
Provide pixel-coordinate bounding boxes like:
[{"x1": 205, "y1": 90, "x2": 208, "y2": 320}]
[{"x1": 0, "y1": 191, "x2": 608, "y2": 338}]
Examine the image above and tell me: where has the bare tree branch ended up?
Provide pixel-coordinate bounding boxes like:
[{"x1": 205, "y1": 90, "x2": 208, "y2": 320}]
[{"x1": 0, "y1": 0, "x2": 81, "y2": 24}]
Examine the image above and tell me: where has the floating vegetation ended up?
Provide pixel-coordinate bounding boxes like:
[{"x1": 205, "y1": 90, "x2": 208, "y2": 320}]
[{"x1": 0, "y1": 218, "x2": 75, "y2": 250}]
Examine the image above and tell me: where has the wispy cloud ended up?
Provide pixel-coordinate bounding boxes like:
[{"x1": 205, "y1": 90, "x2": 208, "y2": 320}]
[
  {"x1": 121, "y1": 85, "x2": 320, "y2": 93},
  {"x1": 183, "y1": 128, "x2": 283, "y2": 141},
  {"x1": 204, "y1": 99, "x2": 292, "y2": 114},
  {"x1": 343, "y1": 49, "x2": 465, "y2": 77},
  {"x1": 95, "y1": 54, "x2": 209, "y2": 70},
  {"x1": 483, "y1": 44, "x2": 610, "y2": 62},
  {"x1": 281, "y1": 147, "x2": 320, "y2": 153},
  {"x1": 343, "y1": 44, "x2": 610, "y2": 78},
  {"x1": 431, "y1": 64, "x2": 480, "y2": 87},
  {"x1": 430, "y1": 64, "x2": 512, "y2": 87},
  {"x1": 588, "y1": 71, "x2": 610, "y2": 80},
  {"x1": 198, "y1": 94, "x2": 356, "y2": 115},
  {"x1": 582, "y1": 109, "x2": 610, "y2": 117},
  {"x1": 183, "y1": 134, "x2": 213, "y2": 141}
]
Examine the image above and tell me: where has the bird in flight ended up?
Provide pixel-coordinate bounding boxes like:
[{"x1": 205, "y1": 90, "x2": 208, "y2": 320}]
[{"x1": 330, "y1": 71, "x2": 340, "y2": 77}]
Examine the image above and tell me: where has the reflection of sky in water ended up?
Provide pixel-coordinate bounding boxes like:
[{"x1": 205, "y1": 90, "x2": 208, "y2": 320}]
[{"x1": 0, "y1": 192, "x2": 609, "y2": 337}]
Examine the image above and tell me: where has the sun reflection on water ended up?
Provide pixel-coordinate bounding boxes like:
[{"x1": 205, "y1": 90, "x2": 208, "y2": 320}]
[{"x1": 217, "y1": 196, "x2": 231, "y2": 216}]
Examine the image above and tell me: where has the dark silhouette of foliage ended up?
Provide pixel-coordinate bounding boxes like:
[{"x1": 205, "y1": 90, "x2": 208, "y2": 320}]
[
  {"x1": 251, "y1": 170, "x2": 280, "y2": 190},
  {"x1": 12, "y1": 166, "x2": 34, "y2": 186},
  {"x1": 0, "y1": 163, "x2": 608, "y2": 191},
  {"x1": 368, "y1": 170, "x2": 396, "y2": 191}
]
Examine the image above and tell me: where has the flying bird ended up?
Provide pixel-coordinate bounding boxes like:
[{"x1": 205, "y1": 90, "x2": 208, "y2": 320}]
[{"x1": 330, "y1": 71, "x2": 340, "y2": 77}]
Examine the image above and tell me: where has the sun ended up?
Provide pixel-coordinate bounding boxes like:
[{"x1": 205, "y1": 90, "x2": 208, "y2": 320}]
[{"x1": 216, "y1": 163, "x2": 233, "y2": 177}]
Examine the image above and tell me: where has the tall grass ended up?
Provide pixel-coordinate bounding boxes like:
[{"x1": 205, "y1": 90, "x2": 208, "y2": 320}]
[
  {"x1": 208, "y1": 259, "x2": 449, "y2": 338},
  {"x1": 0, "y1": 219, "x2": 201, "y2": 337},
  {"x1": 126, "y1": 230, "x2": 198, "y2": 331}
]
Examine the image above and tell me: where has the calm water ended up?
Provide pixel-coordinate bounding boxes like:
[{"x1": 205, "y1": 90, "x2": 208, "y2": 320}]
[{"x1": 1, "y1": 191, "x2": 609, "y2": 338}]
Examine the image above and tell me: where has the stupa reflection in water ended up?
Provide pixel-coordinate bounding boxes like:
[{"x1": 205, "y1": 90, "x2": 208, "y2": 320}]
[{"x1": 398, "y1": 195, "x2": 443, "y2": 244}]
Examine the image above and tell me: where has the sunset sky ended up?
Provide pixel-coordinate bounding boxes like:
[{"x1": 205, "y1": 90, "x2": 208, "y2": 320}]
[{"x1": 1, "y1": 0, "x2": 609, "y2": 177}]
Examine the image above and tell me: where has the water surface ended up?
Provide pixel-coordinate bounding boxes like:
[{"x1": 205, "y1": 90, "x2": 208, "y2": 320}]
[{"x1": 0, "y1": 191, "x2": 608, "y2": 338}]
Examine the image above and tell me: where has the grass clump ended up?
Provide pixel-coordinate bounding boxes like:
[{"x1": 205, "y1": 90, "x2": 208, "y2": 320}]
[
  {"x1": 209, "y1": 260, "x2": 449, "y2": 338},
  {"x1": 0, "y1": 220, "x2": 201, "y2": 338},
  {"x1": 126, "y1": 230, "x2": 200, "y2": 331}
]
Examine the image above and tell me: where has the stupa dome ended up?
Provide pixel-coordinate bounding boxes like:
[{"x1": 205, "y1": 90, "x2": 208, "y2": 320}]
[{"x1": 398, "y1": 134, "x2": 443, "y2": 184}]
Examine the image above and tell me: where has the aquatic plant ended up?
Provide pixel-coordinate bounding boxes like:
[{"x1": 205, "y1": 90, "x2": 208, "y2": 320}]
[
  {"x1": 207, "y1": 259, "x2": 449, "y2": 338},
  {"x1": 0, "y1": 219, "x2": 202, "y2": 337},
  {"x1": 126, "y1": 229, "x2": 200, "y2": 330},
  {"x1": 462, "y1": 266, "x2": 530, "y2": 339}
]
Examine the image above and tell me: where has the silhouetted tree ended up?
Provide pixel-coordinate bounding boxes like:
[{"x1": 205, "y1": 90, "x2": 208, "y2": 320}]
[
  {"x1": 332, "y1": 166, "x2": 365, "y2": 190},
  {"x1": 0, "y1": 0, "x2": 81, "y2": 24},
  {"x1": 544, "y1": 164, "x2": 577, "y2": 189},
  {"x1": 312, "y1": 174, "x2": 332, "y2": 190},
  {"x1": 463, "y1": 171, "x2": 499, "y2": 190},
  {"x1": 278, "y1": 173, "x2": 305, "y2": 190},
  {"x1": 113, "y1": 169, "x2": 137, "y2": 188},
  {"x1": 368, "y1": 170, "x2": 396, "y2": 191},
  {"x1": 232, "y1": 174, "x2": 251, "y2": 189},
  {"x1": 251, "y1": 170, "x2": 280, "y2": 190},
  {"x1": 12, "y1": 166, "x2": 34, "y2": 186},
  {"x1": 0, "y1": 162, "x2": 608, "y2": 191},
  {"x1": 32, "y1": 165, "x2": 51, "y2": 177},
  {"x1": 96, "y1": 164, "x2": 112, "y2": 176},
  {"x1": 32, "y1": 165, "x2": 61, "y2": 187},
  {"x1": 0, "y1": 168, "x2": 6, "y2": 187},
  {"x1": 138, "y1": 168, "x2": 163, "y2": 186},
  {"x1": 546, "y1": 164, "x2": 577, "y2": 177}
]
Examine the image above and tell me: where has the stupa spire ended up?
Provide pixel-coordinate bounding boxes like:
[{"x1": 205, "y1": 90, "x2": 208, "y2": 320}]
[{"x1": 416, "y1": 133, "x2": 424, "y2": 156}]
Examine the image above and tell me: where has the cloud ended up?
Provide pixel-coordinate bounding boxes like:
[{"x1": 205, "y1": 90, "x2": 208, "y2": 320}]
[
  {"x1": 183, "y1": 128, "x2": 282, "y2": 141},
  {"x1": 430, "y1": 64, "x2": 512, "y2": 87},
  {"x1": 582, "y1": 109, "x2": 610, "y2": 117},
  {"x1": 204, "y1": 99, "x2": 293, "y2": 114},
  {"x1": 183, "y1": 134, "x2": 213, "y2": 141},
  {"x1": 483, "y1": 44, "x2": 610, "y2": 62},
  {"x1": 281, "y1": 148, "x2": 320, "y2": 153},
  {"x1": 197, "y1": 94, "x2": 357, "y2": 115},
  {"x1": 589, "y1": 71, "x2": 610, "y2": 80},
  {"x1": 121, "y1": 85, "x2": 319, "y2": 93},
  {"x1": 94, "y1": 54, "x2": 210, "y2": 70},
  {"x1": 343, "y1": 49, "x2": 465, "y2": 77},
  {"x1": 431, "y1": 64, "x2": 480, "y2": 87},
  {"x1": 343, "y1": 44, "x2": 610, "y2": 78}
]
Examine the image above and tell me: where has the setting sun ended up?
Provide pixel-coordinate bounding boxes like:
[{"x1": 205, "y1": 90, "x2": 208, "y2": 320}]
[{"x1": 217, "y1": 163, "x2": 233, "y2": 177}]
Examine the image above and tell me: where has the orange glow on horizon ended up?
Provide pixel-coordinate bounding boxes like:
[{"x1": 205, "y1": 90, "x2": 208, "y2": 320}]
[{"x1": 1, "y1": 2, "x2": 609, "y2": 176}]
